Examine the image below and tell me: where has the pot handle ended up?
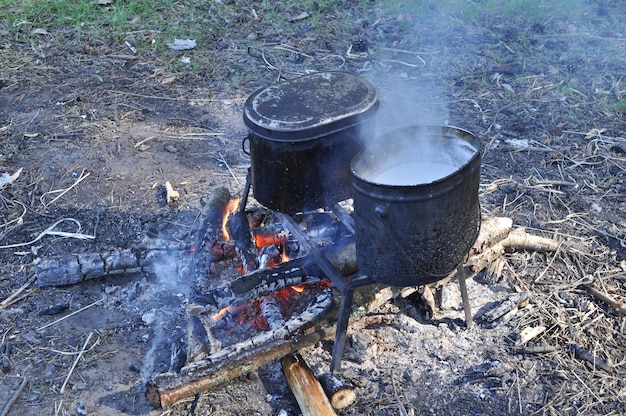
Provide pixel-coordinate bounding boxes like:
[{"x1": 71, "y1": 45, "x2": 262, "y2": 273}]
[{"x1": 242, "y1": 135, "x2": 251, "y2": 155}]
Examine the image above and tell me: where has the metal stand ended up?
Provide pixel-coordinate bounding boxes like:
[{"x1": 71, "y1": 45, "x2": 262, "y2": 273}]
[{"x1": 456, "y1": 264, "x2": 473, "y2": 328}]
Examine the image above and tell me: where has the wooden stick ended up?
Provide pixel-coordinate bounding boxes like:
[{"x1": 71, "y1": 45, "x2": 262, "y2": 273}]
[
  {"x1": 37, "y1": 298, "x2": 104, "y2": 332},
  {"x1": 568, "y1": 343, "x2": 614, "y2": 373},
  {"x1": 0, "y1": 376, "x2": 28, "y2": 416},
  {"x1": 501, "y1": 227, "x2": 559, "y2": 252},
  {"x1": 318, "y1": 373, "x2": 356, "y2": 410},
  {"x1": 282, "y1": 354, "x2": 337, "y2": 416},
  {"x1": 60, "y1": 332, "x2": 95, "y2": 393},
  {"x1": 583, "y1": 285, "x2": 626, "y2": 316},
  {"x1": 0, "y1": 276, "x2": 36, "y2": 309}
]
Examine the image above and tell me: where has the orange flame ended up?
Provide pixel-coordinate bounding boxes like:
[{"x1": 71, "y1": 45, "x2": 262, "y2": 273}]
[
  {"x1": 281, "y1": 251, "x2": 291, "y2": 263},
  {"x1": 221, "y1": 197, "x2": 241, "y2": 240},
  {"x1": 290, "y1": 285, "x2": 305, "y2": 293},
  {"x1": 253, "y1": 232, "x2": 288, "y2": 248},
  {"x1": 210, "y1": 305, "x2": 232, "y2": 323}
]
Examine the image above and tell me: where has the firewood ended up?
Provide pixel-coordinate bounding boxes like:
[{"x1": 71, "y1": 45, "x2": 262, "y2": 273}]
[
  {"x1": 481, "y1": 292, "x2": 530, "y2": 325},
  {"x1": 260, "y1": 294, "x2": 285, "y2": 330},
  {"x1": 282, "y1": 354, "x2": 337, "y2": 416},
  {"x1": 568, "y1": 343, "x2": 614, "y2": 373},
  {"x1": 226, "y1": 210, "x2": 258, "y2": 273},
  {"x1": 318, "y1": 372, "x2": 356, "y2": 410},
  {"x1": 146, "y1": 324, "x2": 336, "y2": 408},
  {"x1": 500, "y1": 227, "x2": 559, "y2": 252}
]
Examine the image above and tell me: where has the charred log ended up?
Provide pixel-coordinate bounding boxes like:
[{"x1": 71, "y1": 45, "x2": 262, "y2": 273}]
[{"x1": 226, "y1": 210, "x2": 258, "y2": 273}]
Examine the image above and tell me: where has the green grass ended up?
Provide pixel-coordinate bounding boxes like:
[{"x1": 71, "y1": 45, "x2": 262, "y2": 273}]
[
  {"x1": 0, "y1": 0, "x2": 225, "y2": 45},
  {"x1": 608, "y1": 97, "x2": 626, "y2": 114}
]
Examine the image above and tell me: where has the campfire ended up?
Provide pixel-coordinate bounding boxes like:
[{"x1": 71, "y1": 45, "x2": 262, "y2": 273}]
[{"x1": 22, "y1": 72, "x2": 585, "y2": 414}]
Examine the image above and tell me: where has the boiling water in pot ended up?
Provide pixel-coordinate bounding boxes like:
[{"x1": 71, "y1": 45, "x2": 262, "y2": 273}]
[{"x1": 368, "y1": 136, "x2": 477, "y2": 186}]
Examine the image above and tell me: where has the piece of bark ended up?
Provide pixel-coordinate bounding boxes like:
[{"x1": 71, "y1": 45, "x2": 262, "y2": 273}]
[
  {"x1": 481, "y1": 292, "x2": 530, "y2": 324},
  {"x1": 515, "y1": 325, "x2": 546, "y2": 346},
  {"x1": 282, "y1": 354, "x2": 337, "y2": 416},
  {"x1": 318, "y1": 372, "x2": 356, "y2": 410}
]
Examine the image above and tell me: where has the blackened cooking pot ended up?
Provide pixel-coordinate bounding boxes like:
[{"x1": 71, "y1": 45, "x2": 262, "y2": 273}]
[
  {"x1": 243, "y1": 72, "x2": 379, "y2": 214},
  {"x1": 351, "y1": 125, "x2": 481, "y2": 287}
]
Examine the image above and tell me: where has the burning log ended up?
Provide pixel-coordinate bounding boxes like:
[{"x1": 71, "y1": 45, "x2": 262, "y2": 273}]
[
  {"x1": 282, "y1": 354, "x2": 337, "y2": 416},
  {"x1": 260, "y1": 294, "x2": 285, "y2": 330},
  {"x1": 226, "y1": 210, "x2": 258, "y2": 273},
  {"x1": 191, "y1": 239, "x2": 358, "y2": 310}
]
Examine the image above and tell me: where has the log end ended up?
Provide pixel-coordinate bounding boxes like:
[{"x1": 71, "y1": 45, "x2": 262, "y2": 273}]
[{"x1": 145, "y1": 383, "x2": 162, "y2": 409}]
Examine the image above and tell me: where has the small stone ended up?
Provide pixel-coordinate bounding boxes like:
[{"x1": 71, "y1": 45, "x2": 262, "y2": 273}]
[
  {"x1": 141, "y1": 311, "x2": 156, "y2": 325},
  {"x1": 75, "y1": 401, "x2": 87, "y2": 415},
  {"x1": 164, "y1": 144, "x2": 179, "y2": 153}
]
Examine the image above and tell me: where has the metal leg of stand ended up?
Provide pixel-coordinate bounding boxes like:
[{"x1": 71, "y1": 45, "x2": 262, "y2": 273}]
[
  {"x1": 457, "y1": 265, "x2": 473, "y2": 328},
  {"x1": 330, "y1": 287, "x2": 354, "y2": 373}
]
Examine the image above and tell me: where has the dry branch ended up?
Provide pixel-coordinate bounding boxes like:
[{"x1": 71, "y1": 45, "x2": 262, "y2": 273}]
[{"x1": 583, "y1": 284, "x2": 626, "y2": 316}]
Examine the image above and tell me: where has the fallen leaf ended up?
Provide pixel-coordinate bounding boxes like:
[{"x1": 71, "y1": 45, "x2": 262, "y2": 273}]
[
  {"x1": 161, "y1": 76, "x2": 176, "y2": 85},
  {"x1": 167, "y1": 38, "x2": 196, "y2": 51},
  {"x1": 0, "y1": 167, "x2": 23, "y2": 190},
  {"x1": 289, "y1": 11, "x2": 310, "y2": 22},
  {"x1": 31, "y1": 28, "x2": 49, "y2": 36},
  {"x1": 584, "y1": 128, "x2": 607, "y2": 139}
]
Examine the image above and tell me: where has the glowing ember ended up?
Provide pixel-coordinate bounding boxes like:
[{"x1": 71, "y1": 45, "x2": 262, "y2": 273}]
[
  {"x1": 253, "y1": 231, "x2": 288, "y2": 247},
  {"x1": 210, "y1": 305, "x2": 232, "y2": 323},
  {"x1": 290, "y1": 285, "x2": 305, "y2": 293}
]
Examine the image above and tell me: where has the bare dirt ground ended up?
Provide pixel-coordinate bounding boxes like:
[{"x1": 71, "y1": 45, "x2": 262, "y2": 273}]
[{"x1": 1, "y1": 1, "x2": 626, "y2": 415}]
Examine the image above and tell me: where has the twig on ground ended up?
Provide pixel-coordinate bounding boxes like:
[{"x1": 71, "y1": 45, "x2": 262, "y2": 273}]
[
  {"x1": 217, "y1": 152, "x2": 240, "y2": 184},
  {"x1": 0, "y1": 376, "x2": 28, "y2": 416},
  {"x1": 390, "y1": 371, "x2": 408, "y2": 416},
  {"x1": 60, "y1": 332, "x2": 96, "y2": 394},
  {"x1": 40, "y1": 169, "x2": 91, "y2": 207},
  {"x1": 37, "y1": 298, "x2": 105, "y2": 332},
  {"x1": 0, "y1": 218, "x2": 94, "y2": 249},
  {"x1": 133, "y1": 136, "x2": 156, "y2": 148},
  {"x1": 583, "y1": 284, "x2": 626, "y2": 316},
  {"x1": 0, "y1": 276, "x2": 36, "y2": 310}
]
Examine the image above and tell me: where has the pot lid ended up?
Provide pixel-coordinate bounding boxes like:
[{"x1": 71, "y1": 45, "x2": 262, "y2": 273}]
[{"x1": 243, "y1": 72, "x2": 379, "y2": 141}]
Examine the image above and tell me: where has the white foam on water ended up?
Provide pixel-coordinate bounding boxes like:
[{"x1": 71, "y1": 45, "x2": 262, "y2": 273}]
[
  {"x1": 367, "y1": 136, "x2": 477, "y2": 185},
  {"x1": 371, "y1": 160, "x2": 458, "y2": 185}
]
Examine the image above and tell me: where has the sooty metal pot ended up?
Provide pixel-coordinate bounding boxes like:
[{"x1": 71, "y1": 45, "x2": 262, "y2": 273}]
[
  {"x1": 351, "y1": 125, "x2": 481, "y2": 287},
  {"x1": 243, "y1": 72, "x2": 379, "y2": 214}
]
